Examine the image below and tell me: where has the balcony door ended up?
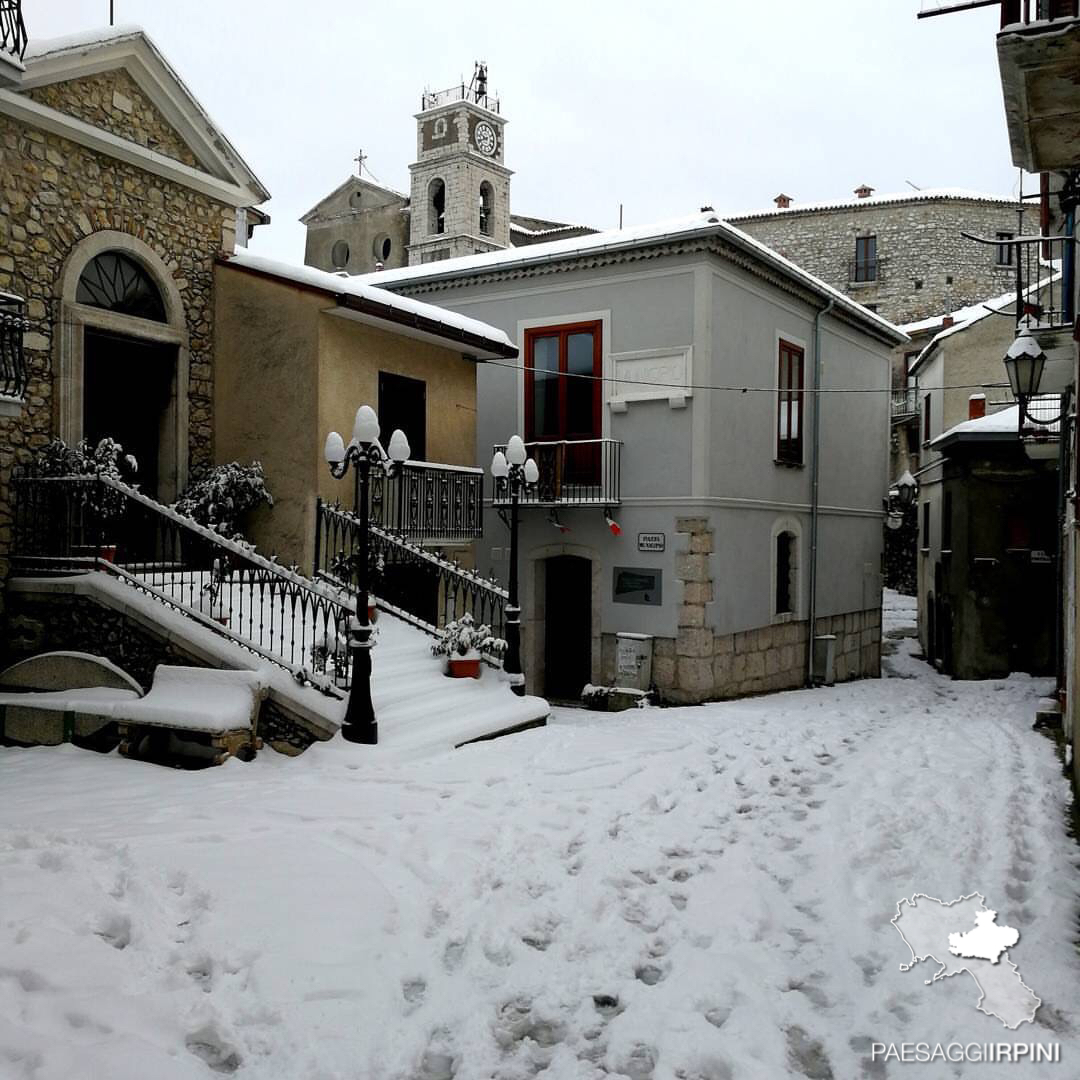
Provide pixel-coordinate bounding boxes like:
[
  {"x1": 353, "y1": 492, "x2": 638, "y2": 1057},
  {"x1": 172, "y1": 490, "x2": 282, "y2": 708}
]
[
  {"x1": 524, "y1": 321, "x2": 602, "y2": 488},
  {"x1": 378, "y1": 371, "x2": 426, "y2": 461}
]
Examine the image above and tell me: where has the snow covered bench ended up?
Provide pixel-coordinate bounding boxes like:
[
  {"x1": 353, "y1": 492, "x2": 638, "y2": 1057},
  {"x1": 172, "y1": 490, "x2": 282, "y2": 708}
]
[{"x1": 115, "y1": 666, "x2": 267, "y2": 765}]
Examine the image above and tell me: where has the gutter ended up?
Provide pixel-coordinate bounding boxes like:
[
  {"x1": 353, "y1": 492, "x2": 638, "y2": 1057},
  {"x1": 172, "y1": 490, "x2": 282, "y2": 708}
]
[
  {"x1": 806, "y1": 296, "x2": 836, "y2": 687},
  {"x1": 333, "y1": 292, "x2": 519, "y2": 360}
]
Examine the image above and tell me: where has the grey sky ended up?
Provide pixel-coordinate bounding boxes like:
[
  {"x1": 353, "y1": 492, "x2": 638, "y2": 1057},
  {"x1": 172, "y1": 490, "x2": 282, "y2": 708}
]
[{"x1": 29, "y1": 1, "x2": 1026, "y2": 263}]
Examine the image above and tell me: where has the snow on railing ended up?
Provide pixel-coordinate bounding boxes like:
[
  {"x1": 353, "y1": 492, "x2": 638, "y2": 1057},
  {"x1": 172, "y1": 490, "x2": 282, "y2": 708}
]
[
  {"x1": 11, "y1": 473, "x2": 355, "y2": 694},
  {"x1": 315, "y1": 500, "x2": 507, "y2": 646}
]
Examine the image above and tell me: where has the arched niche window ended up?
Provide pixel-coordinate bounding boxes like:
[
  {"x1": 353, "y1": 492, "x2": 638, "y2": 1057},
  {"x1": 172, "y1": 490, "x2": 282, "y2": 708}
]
[
  {"x1": 76, "y1": 252, "x2": 166, "y2": 322},
  {"x1": 771, "y1": 518, "x2": 801, "y2": 621},
  {"x1": 479, "y1": 181, "x2": 494, "y2": 236},
  {"x1": 428, "y1": 178, "x2": 446, "y2": 235}
]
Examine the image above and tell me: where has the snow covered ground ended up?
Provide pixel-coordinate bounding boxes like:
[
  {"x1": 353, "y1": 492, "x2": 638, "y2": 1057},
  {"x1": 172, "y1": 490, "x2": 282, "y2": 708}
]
[{"x1": 1, "y1": 592, "x2": 1078, "y2": 1079}]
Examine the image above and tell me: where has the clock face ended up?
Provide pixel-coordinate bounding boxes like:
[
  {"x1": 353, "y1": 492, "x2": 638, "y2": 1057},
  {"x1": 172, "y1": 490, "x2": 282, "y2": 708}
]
[{"x1": 474, "y1": 121, "x2": 497, "y2": 156}]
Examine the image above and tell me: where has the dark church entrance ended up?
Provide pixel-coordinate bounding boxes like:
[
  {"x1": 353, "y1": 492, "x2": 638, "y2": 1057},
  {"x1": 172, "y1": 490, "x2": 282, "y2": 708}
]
[
  {"x1": 83, "y1": 328, "x2": 175, "y2": 500},
  {"x1": 544, "y1": 554, "x2": 592, "y2": 701}
]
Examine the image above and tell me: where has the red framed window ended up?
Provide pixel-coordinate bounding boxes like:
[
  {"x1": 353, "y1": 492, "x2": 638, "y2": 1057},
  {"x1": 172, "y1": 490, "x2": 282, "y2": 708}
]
[
  {"x1": 524, "y1": 321, "x2": 602, "y2": 443},
  {"x1": 776, "y1": 339, "x2": 804, "y2": 465}
]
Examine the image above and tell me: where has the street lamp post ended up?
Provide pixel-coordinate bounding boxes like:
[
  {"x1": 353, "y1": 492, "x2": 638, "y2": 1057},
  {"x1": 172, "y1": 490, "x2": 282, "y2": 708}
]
[
  {"x1": 324, "y1": 405, "x2": 410, "y2": 743},
  {"x1": 491, "y1": 435, "x2": 538, "y2": 696}
]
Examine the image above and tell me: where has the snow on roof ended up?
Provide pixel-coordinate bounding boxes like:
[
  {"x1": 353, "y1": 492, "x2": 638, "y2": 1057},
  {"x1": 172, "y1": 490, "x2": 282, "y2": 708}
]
[
  {"x1": 223, "y1": 250, "x2": 516, "y2": 356},
  {"x1": 907, "y1": 270, "x2": 1061, "y2": 376},
  {"x1": 510, "y1": 220, "x2": 593, "y2": 238},
  {"x1": 726, "y1": 187, "x2": 1022, "y2": 222},
  {"x1": 23, "y1": 23, "x2": 145, "y2": 58},
  {"x1": 349, "y1": 212, "x2": 907, "y2": 343}
]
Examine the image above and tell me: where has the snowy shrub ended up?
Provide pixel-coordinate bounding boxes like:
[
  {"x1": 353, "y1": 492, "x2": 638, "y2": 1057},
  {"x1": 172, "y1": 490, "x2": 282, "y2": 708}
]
[
  {"x1": 34, "y1": 437, "x2": 138, "y2": 520},
  {"x1": 174, "y1": 462, "x2": 273, "y2": 540},
  {"x1": 431, "y1": 612, "x2": 505, "y2": 661}
]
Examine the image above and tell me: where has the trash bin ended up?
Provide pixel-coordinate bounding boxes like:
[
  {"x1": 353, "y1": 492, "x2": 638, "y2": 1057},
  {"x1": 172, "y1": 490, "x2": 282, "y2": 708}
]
[
  {"x1": 812, "y1": 634, "x2": 837, "y2": 686},
  {"x1": 616, "y1": 632, "x2": 653, "y2": 691}
]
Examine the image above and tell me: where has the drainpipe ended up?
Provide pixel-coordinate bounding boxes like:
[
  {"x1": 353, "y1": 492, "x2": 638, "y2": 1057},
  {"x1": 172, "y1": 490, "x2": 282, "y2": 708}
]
[{"x1": 806, "y1": 297, "x2": 836, "y2": 687}]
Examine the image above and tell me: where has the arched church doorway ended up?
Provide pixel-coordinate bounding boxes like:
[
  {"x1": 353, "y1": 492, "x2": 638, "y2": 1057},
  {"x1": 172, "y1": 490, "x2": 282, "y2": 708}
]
[{"x1": 58, "y1": 236, "x2": 189, "y2": 502}]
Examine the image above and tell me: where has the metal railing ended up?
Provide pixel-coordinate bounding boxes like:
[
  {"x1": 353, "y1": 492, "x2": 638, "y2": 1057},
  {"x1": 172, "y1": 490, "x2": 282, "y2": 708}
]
[
  {"x1": 421, "y1": 83, "x2": 500, "y2": 114},
  {"x1": 1023, "y1": 392, "x2": 1064, "y2": 432},
  {"x1": 491, "y1": 439, "x2": 622, "y2": 507},
  {"x1": 891, "y1": 387, "x2": 919, "y2": 420},
  {"x1": 1001, "y1": 0, "x2": 1078, "y2": 27},
  {"x1": 1012, "y1": 236, "x2": 1074, "y2": 329},
  {"x1": 847, "y1": 256, "x2": 886, "y2": 285},
  {"x1": 0, "y1": 1, "x2": 26, "y2": 61},
  {"x1": 314, "y1": 500, "x2": 506, "y2": 646},
  {"x1": 371, "y1": 459, "x2": 484, "y2": 541},
  {"x1": 0, "y1": 291, "x2": 29, "y2": 399},
  {"x1": 12, "y1": 473, "x2": 355, "y2": 692}
]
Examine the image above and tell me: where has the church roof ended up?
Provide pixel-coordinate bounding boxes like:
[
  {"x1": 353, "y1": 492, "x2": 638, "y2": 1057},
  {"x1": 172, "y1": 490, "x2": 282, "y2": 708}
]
[
  {"x1": 220, "y1": 250, "x2": 518, "y2": 359},
  {"x1": 351, "y1": 211, "x2": 908, "y2": 345},
  {"x1": 299, "y1": 174, "x2": 409, "y2": 224},
  {"x1": 9, "y1": 24, "x2": 268, "y2": 206}
]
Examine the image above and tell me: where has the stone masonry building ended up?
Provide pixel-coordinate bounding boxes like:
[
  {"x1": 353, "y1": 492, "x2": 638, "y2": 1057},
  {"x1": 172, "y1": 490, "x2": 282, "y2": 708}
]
[
  {"x1": 727, "y1": 187, "x2": 1025, "y2": 326},
  {"x1": 0, "y1": 25, "x2": 269, "y2": 610}
]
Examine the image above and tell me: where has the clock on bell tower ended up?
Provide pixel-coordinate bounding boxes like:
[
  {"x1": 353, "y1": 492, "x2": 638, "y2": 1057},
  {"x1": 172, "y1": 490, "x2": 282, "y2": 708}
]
[{"x1": 408, "y1": 62, "x2": 513, "y2": 265}]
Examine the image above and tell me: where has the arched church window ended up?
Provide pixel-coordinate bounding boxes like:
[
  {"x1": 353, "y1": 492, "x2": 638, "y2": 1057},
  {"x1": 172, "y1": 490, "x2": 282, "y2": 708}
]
[
  {"x1": 76, "y1": 252, "x2": 166, "y2": 322},
  {"x1": 331, "y1": 240, "x2": 350, "y2": 269},
  {"x1": 428, "y1": 178, "x2": 446, "y2": 235},
  {"x1": 479, "y1": 181, "x2": 494, "y2": 236}
]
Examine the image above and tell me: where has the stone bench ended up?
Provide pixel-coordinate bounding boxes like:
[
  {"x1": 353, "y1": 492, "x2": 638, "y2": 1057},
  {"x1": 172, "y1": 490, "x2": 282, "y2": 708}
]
[{"x1": 115, "y1": 666, "x2": 267, "y2": 765}]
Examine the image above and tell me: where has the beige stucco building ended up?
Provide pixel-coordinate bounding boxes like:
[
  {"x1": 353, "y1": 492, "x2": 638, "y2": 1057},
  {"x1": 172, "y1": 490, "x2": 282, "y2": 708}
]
[{"x1": 214, "y1": 252, "x2": 517, "y2": 571}]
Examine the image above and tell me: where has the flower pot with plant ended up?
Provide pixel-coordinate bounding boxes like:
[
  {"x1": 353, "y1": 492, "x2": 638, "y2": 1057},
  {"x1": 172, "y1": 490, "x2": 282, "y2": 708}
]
[{"x1": 431, "y1": 612, "x2": 504, "y2": 678}]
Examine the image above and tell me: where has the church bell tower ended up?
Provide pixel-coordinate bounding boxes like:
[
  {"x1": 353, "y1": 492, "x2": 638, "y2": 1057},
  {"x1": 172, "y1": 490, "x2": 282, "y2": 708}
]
[{"x1": 408, "y1": 63, "x2": 512, "y2": 265}]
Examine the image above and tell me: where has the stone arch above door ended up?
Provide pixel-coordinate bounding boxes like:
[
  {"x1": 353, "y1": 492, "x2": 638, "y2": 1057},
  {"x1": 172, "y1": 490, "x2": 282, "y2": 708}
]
[{"x1": 54, "y1": 231, "x2": 190, "y2": 501}]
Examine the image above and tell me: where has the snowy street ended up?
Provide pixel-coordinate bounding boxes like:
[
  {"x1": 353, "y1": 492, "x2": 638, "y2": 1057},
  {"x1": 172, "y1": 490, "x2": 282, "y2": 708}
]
[{"x1": 2, "y1": 593, "x2": 1079, "y2": 1079}]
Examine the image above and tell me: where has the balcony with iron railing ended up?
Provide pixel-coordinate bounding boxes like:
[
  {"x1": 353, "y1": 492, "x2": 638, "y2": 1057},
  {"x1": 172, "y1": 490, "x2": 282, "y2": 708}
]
[
  {"x1": 0, "y1": 290, "x2": 29, "y2": 401},
  {"x1": 847, "y1": 256, "x2": 887, "y2": 286},
  {"x1": 1000, "y1": 0, "x2": 1078, "y2": 27},
  {"x1": 891, "y1": 387, "x2": 919, "y2": 421},
  {"x1": 491, "y1": 439, "x2": 621, "y2": 508},
  {"x1": 0, "y1": 0, "x2": 26, "y2": 85},
  {"x1": 369, "y1": 459, "x2": 484, "y2": 542}
]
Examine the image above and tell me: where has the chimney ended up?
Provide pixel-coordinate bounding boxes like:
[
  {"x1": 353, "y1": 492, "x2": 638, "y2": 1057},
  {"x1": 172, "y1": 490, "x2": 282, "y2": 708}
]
[
  {"x1": 942, "y1": 316, "x2": 954, "y2": 329},
  {"x1": 969, "y1": 394, "x2": 987, "y2": 420},
  {"x1": 774, "y1": 193, "x2": 792, "y2": 209},
  {"x1": 854, "y1": 184, "x2": 874, "y2": 199}
]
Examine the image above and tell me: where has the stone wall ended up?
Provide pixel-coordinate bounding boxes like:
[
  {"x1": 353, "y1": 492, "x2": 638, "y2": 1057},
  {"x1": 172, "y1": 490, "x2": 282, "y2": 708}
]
[
  {"x1": 730, "y1": 197, "x2": 1023, "y2": 326},
  {"x1": 600, "y1": 515, "x2": 882, "y2": 703},
  {"x1": 0, "y1": 88, "x2": 235, "y2": 609},
  {"x1": 26, "y1": 70, "x2": 200, "y2": 169}
]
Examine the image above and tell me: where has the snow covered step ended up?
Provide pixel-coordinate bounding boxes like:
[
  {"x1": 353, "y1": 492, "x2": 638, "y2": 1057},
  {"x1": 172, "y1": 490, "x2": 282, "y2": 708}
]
[{"x1": 363, "y1": 613, "x2": 550, "y2": 758}]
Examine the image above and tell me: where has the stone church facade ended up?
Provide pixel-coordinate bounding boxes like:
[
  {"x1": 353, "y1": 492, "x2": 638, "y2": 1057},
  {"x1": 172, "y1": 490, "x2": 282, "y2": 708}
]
[{"x1": 0, "y1": 26, "x2": 268, "y2": 609}]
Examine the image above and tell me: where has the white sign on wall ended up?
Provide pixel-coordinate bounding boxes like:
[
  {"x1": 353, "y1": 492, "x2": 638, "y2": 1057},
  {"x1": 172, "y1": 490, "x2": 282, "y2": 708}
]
[
  {"x1": 637, "y1": 532, "x2": 666, "y2": 552},
  {"x1": 609, "y1": 346, "x2": 692, "y2": 410}
]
